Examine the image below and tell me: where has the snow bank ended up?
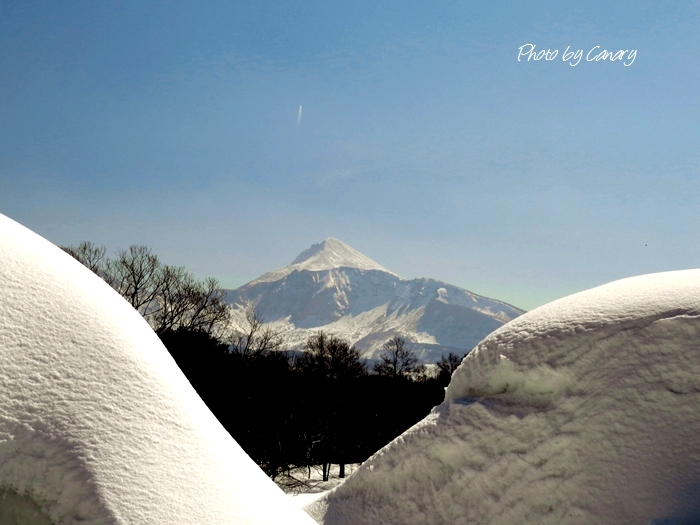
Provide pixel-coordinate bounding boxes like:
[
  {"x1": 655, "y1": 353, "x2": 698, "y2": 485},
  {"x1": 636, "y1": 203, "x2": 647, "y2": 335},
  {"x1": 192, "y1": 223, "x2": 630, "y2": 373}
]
[
  {"x1": 0, "y1": 214, "x2": 317, "y2": 524},
  {"x1": 307, "y1": 270, "x2": 700, "y2": 525}
]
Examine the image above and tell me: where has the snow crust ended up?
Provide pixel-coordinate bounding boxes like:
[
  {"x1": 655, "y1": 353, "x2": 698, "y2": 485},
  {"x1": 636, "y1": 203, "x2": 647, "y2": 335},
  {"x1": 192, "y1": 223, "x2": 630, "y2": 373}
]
[
  {"x1": 0, "y1": 214, "x2": 317, "y2": 525},
  {"x1": 307, "y1": 270, "x2": 700, "y2": 525}
]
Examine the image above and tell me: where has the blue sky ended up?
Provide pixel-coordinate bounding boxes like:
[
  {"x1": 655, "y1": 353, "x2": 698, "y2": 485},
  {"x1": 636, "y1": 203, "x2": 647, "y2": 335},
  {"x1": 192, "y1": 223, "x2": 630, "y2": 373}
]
[{"x1": 1, "y1": 1, "x2": 699, "y2": 310}]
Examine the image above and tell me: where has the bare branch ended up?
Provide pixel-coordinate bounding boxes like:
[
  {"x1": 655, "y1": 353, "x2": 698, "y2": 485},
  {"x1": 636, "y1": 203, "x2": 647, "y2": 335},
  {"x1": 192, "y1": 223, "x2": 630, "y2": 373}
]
[
  {"x1": 61, "y1": 242, "x2": 108, "y2": 275},
  {"x1": 61, "y1": 241, "x2": 231, "y2": 338},
  {"x1": 229, "y1": 307, "x2": 283, "y2": 361},
  {"x1": 373, "y1": 336, "x2": 422, "y2": 378},
  {"x1": 295, "y1": 331, "x2": 367, "y2": 381}
]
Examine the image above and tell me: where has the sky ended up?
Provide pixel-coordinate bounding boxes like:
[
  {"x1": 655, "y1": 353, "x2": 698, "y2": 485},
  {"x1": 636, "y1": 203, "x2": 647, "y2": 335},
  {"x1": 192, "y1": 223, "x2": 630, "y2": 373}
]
[{"x1": 1, "y1": 1, "x2": 699, "y2": 311}]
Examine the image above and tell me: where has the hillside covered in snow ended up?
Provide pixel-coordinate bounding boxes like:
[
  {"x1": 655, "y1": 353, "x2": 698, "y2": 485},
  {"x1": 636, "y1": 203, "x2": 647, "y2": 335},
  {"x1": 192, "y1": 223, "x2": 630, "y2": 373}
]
[
  {"x1": 0, "y1": 213, "x2": 316, "y2": 524},
  {"x1": 224, "y1": 238, "x2": 524, "y2": 362},
  {"x1": 306, "y1": 269, "x2": 700, "y2": 525}
]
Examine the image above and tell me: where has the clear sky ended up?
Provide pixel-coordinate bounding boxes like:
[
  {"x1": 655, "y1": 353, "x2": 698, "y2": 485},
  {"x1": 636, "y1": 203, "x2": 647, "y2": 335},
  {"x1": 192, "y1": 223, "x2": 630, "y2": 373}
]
[{"x1": 1, "y1": 1, "x2": 699, "y2": 310}]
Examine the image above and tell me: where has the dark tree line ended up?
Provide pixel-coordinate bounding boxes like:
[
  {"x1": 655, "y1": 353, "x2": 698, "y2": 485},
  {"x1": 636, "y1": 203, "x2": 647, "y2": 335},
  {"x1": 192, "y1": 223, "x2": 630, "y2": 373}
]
[
  {"x1": 62, "y1": 241, "x2": 467, "y2": 480},
  {"x1": 169, "y1": 321, "x2": 465, "y2": 480}
]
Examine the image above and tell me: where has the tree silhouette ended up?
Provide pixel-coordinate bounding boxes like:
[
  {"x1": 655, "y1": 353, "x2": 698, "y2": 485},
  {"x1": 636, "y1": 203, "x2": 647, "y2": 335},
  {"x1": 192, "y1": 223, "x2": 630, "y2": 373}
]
[
  {"x1": 296, "y1": 332, "x2": 367, "y2": 382},
  {"x1": 294, "y1": 332, "x2": 367, "y2": 480},
  {"x1": 373, "y1": 337, "x2": 423, "y2": 378},
  {"x1": 436, "y1": 351, "x2": 463, "y2": 385}
]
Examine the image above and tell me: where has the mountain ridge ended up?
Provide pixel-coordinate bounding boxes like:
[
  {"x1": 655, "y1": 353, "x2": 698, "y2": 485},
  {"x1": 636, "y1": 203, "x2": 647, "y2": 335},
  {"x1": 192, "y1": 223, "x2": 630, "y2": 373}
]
[{"x1": 224, "y1": 239, "x2": 524, "y2": 362}]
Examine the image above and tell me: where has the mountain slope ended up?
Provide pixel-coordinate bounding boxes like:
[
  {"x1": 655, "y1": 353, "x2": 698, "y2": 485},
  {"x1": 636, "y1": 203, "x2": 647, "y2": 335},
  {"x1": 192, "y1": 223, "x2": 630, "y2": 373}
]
[{"x1": 224, "y1": 239, "x2": 524, "y2": 362}]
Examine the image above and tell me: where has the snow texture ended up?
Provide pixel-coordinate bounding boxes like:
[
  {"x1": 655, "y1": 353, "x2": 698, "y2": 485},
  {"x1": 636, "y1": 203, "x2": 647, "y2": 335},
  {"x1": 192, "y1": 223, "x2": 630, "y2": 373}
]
[
  {"x1": 0, "y1": 214, "x2": 317, "y2": 525},
  {"x1": 226, "y1": 239, "x2": 523, "y2": 362},
  {"x1": 307, "y1": 270, "x2": 700, "y2": 525}
]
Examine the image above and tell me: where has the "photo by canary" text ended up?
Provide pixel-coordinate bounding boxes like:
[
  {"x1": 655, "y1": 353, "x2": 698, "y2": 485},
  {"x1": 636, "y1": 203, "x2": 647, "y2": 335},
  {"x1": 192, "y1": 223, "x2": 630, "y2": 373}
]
[{"x1": 517, "y1": 44, "x2": 637, "y2": 66}]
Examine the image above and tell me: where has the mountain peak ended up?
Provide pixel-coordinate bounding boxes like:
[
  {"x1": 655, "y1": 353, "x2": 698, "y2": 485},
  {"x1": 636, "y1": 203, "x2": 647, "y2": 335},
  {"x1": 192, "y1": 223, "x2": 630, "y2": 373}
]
[
  {"x1": 251, "y1": 238, "x2": 396, "y2": 284},
  {"x1": 289, "y1": 238, "x2": 393, "y2": 273},
  {"x1": 289, "y1": 238, "x2": 375, "y2": 269},
  {"x1": 290, "y1": 238, "x2": 343, "y2": 265}
]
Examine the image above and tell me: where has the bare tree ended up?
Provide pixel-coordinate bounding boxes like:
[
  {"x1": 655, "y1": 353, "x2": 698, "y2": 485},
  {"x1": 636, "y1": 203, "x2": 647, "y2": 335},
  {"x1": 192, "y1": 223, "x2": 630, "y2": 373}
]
[
  {"x1": 61, "y1": 242, "x2": 230, "y2": 338},
  {"x1": 228, "y1": 307, "x2": 284, "y2": 361},
  {"x1": 296, "y1": 332, "x2": 367, "y2": 382},
  {"x1": 149, "y1": 265, "x2": 193, "y2": 334},
  {"x1": 107, "y1": 245, "x2": 162, "y2": 314},
  {"x1": 149, "y1": 269, "x2": 230, "y2": 337},
  {"x1": 373, "y1": 336, "x2": 423, "y2": 378},
  {"x1": 180, "y1": 276, "x2": 230, "y2": 336},
  {"x1": 61, "y1": 241, "x2": 108, "y2": 275},
  {"x1": 436, "y1": 351, "x2": 463, "y2": 384}
]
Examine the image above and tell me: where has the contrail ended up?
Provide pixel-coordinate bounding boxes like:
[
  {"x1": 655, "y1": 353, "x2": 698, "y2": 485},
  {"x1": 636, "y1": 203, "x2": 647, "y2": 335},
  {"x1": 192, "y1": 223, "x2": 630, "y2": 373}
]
[{"x1": 297, "y1": 105, "x2": 302, "y2": 128}]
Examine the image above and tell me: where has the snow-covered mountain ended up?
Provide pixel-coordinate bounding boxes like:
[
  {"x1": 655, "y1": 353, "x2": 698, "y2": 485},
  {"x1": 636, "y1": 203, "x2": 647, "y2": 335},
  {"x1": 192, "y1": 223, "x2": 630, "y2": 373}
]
[{"x1": 224, "y1": 238, "x2": 524, "y2": 362}]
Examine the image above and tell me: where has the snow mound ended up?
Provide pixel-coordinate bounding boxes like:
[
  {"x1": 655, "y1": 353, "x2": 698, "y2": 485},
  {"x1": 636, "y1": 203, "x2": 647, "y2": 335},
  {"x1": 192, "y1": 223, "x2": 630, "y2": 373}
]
[
  {"x1": 0, "y1": 214, "x2": 316, "y2": 525},
  {"x1": 307, "y1": 270, "x2": 700, "y2": 525}
]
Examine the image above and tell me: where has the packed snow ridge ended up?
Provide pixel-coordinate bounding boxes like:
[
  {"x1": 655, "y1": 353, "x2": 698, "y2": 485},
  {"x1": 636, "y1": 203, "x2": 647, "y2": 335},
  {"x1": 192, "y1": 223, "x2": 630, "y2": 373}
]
[
  {"x1": 306, "y1": 270, "x2": 700, "y2": 525},
  {"x1": 226, "y1": 239, "x2": 524, "y2": 361},
  {"x1": 0, "y1": 214, "x2": 316, "y2": 525}
]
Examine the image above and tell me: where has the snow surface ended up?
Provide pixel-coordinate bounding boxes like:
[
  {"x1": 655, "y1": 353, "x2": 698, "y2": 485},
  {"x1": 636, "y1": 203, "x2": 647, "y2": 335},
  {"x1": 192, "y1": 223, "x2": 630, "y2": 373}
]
[
  {"x1": 0, "y1": 214, "x2": 317, "y2": 525},
  {"x1": 280, "y1": 464, "x2": 361, "y2": 509},
  {"x1": 306, "y1": 270, "x2": 700, "y2": 525},
  {"x1": 290, "y1": 491, "x2": 330, "y2": 508},
  {"x1": 226, "y1": 240, "x2": 523, "y2": 362}
]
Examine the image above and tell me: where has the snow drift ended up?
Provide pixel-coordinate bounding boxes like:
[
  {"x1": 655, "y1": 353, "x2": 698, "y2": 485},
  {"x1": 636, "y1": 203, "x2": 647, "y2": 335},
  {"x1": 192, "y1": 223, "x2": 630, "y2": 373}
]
[
  {"x1": 307, "y1": 270, "x2": 700, "y2": 525},
  {"x1": 0, "y1": 213, "x2": 316, "y2": 524}
]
